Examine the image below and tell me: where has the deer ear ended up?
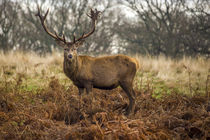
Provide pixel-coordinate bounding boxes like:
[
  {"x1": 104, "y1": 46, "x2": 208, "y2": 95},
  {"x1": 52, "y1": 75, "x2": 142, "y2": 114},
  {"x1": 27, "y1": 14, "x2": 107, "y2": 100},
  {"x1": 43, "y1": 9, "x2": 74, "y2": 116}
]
[
  {"x1": 77, "y1": 40, "x2": 84, "y2": 46},
  {"x1": 74, "y1": 40, "x2": 84, "y2": 49}
]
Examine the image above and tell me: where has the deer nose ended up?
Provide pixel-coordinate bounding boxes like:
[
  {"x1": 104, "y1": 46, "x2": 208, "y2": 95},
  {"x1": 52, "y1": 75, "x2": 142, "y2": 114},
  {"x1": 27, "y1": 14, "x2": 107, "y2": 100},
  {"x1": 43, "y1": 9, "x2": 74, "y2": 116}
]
[{"x1": 68, "y1": 54, "x2": 73, "y2": 59}]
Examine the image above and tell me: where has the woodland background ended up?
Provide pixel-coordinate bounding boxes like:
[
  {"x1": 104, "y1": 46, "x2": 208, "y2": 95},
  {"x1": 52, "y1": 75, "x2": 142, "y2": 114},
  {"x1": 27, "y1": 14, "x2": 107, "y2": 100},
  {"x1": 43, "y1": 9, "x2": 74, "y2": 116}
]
[{"x1": 0, "y1": 0, "x2": 209, "y2": 57}]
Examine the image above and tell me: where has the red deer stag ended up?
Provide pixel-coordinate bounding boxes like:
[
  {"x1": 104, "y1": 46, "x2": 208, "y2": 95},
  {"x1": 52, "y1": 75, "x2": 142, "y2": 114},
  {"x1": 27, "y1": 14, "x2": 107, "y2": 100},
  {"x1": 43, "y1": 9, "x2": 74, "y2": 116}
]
[{"x1": 36, "y1": 7, "x2": 139, "y2": 115}]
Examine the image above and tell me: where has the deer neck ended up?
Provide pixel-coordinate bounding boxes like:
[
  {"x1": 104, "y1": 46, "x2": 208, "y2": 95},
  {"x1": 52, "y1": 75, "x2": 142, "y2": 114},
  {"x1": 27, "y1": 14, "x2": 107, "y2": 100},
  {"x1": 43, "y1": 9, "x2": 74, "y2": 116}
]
[{"x1": 63, "y1": 55, "x2": 79, "y2": 81}]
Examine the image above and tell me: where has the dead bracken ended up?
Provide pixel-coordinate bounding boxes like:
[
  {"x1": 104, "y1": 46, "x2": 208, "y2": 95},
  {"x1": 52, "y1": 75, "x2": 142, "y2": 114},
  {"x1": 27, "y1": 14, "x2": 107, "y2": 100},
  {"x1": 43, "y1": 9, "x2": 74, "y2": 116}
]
[{"x1": 0, "y1": 77, "x2": 209, "y2": 140}]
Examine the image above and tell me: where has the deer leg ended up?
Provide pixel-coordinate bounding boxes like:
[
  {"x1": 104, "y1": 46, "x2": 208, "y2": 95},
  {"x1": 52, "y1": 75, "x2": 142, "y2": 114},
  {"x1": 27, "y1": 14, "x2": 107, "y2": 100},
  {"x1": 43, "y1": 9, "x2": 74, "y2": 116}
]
[
  {"x1": 78, "y1": 87, "x2": 85, "y2": 109},
  {"x1": 78, "y1": 87, "x2": 85, "y2": 95},
  {"x1": 85, "y1": 83, "x2": 95, "y2": 109},
  {"x1": 85, "y1": 83, "x2": 93, "y2": 95},
  {"x1": 132, "y1": 89, "x2": 136, "y2": 98},
  {"x1": 120, "y1": 82, "x2": 135, "y2": 116}
]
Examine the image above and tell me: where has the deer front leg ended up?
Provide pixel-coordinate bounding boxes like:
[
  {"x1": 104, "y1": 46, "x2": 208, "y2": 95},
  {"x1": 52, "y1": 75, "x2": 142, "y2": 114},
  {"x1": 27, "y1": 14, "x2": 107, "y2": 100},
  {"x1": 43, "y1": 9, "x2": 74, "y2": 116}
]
[
  {"x1": 78, "y1": 87, "x2": 85, "y2": 95},
  {"x1": 84, "y1": 83, "x2": 95, "y2": 109},
  {"x1": 84, "y1": 83, "x2": 93, "y2": 95},
  {"x1": 78, "y1": 87, "x2": 85, "y2": 109}
]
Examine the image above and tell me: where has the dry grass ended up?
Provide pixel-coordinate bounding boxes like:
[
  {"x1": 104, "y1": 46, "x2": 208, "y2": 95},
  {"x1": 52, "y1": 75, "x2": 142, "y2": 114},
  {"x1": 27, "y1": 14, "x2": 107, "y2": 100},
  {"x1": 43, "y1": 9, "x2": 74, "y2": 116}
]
[
  {"x1": 0, "y1": 51, "x2": 209, "y2": 140},
  {"x1": 136, "y1": 55, "x2": 210, "y2": 96}
]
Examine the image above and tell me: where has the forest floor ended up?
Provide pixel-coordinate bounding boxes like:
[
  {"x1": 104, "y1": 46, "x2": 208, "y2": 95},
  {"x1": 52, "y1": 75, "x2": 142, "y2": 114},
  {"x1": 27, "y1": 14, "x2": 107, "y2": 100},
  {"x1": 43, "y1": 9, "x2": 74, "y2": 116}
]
[{"x1": 0, "y1": 52, "x2": 209, "y2": 140}]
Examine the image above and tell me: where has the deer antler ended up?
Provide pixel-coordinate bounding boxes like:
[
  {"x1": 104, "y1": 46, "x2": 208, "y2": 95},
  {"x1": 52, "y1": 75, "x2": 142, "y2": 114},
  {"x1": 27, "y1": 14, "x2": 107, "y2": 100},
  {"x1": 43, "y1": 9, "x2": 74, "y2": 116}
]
[
  {"x1": 36, "y1": 6, "x2": 100, "y2": 46},
  {"x1": 35, "y1": 6, "x2": 68, "y2": 44},
  {"x1": 73, "y1": 8, "x2": 101, "y2": 43}
]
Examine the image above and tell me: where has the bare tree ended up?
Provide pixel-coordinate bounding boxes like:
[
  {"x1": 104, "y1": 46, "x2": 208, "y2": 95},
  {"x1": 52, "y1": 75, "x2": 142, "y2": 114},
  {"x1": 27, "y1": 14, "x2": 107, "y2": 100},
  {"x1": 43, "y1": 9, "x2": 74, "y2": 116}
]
[
  {"x1": 116, "y1": 0, "x2": 210, "y2": 57},
  {"x1": 182, "y1": 0, "x2": 210, "y2": 56},
  {"x1": 1, "y1": 0, "x2": 208, "y2": 57},
  {"x1": 0, "y1": 0, "x2": 21, "y2": 53}
]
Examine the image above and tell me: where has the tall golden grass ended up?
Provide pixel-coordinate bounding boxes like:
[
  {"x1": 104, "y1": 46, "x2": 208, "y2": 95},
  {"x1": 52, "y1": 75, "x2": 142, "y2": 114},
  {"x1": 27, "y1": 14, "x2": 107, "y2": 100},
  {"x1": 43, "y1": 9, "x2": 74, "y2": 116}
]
[
  {"x1": 0, "y1": 51, "x2": 209, "y2": 96},
  {"x1": 136, "y1": 55, "x2": 209, "y2": 96}
]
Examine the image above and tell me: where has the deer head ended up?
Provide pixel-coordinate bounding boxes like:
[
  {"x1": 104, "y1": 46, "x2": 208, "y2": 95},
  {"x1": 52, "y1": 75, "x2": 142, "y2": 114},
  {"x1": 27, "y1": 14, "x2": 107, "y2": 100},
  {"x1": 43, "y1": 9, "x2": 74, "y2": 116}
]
[{"x1": 35, "y1": 6, "x2": 100, "y2": 61}]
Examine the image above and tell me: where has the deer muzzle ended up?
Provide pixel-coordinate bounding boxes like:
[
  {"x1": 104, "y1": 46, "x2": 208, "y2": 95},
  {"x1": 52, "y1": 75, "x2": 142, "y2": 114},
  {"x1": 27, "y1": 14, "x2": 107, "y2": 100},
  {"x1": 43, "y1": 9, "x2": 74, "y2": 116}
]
[{"x1": 68, "y1": 54, "x2": 73, "y2": 59}]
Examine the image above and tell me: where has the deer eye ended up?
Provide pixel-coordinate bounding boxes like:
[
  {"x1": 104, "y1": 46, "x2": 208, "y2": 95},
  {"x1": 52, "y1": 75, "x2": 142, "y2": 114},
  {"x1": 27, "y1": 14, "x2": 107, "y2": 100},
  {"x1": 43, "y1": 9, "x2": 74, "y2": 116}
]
[{"x1": 64, "y1": 48, "x2": 69, "y2": 51}]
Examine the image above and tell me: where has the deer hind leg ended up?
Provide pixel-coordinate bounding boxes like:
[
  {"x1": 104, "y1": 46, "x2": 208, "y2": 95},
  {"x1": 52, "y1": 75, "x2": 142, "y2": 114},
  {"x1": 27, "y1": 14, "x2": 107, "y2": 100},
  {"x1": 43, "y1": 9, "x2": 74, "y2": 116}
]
[{"x1": 120, "y1": 82, "x2": 135, "y2": 116}]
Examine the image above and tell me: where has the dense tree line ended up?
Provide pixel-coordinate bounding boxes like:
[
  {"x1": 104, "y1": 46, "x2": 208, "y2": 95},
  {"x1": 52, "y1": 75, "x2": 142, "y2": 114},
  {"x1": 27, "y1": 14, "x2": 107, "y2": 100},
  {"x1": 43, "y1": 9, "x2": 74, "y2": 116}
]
[{"x1": 0, "y1": 0, "x2": 209, "y2": 57}]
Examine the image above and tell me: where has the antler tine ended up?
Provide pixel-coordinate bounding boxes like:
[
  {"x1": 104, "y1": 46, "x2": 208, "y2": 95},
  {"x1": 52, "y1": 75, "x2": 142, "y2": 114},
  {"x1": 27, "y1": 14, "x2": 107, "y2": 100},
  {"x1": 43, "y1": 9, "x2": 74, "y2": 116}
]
[
  {"x1": 63, "y1": 34, "x2": 66, "y2": 43},
  {"x1": 86, "y1": 8, "x2": 93, "y2": 18},
  {"x1": 35, "y1": 5, "x2": 40, "y2": 16},
  {"x1": 86, "y1": 8, "x2": 100, "y2": 20},
  {"x1": 43, "y1": 9, "x2": 49, "y2": 20},
  {"x1": 55, "y1": 32, "x2": 60, "y2": 39},
  {"x1": 54, "y1": 32, "x2": 67, "y2": 43}
]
